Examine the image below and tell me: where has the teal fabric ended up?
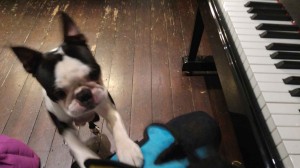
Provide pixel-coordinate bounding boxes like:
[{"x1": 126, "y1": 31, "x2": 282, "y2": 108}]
[{"x1": 111, "y1": 125, "x2": 188, "y2": 168}]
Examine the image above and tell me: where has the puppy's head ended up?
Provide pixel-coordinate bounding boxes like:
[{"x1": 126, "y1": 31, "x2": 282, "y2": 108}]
[{"x1": 11, "y1": 12, "x2": 106, "y2": 118}]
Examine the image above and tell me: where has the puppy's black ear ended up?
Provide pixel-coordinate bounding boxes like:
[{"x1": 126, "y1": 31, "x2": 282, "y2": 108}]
[
  {"x1": 60, "y1": 11, "x2": 86, "y2": 44},
  {"x1": 11, "y1": 46, "x2": 43, "y2": 74}
]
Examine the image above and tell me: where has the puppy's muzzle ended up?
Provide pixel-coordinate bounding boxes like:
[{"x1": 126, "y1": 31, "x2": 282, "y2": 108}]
[{"x1": 75, "y1": 88, "x2": 95, "y2": 108}]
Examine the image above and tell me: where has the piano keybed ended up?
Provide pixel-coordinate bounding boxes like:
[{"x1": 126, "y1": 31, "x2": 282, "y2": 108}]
[{"x1": 214, "y1": 0, "x2": 300, "y2": 167}]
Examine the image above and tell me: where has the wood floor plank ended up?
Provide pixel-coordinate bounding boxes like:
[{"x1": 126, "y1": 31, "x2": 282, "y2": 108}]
[
  {"x1": 80, "y1": 0, "x2": 104, "y2": 54},
  {"x1": 45, "y1": 130, "x2": 74, "y2": 168},
  {"x1": 130, "y1": 0, "x2": 152, "y2": 141},
  {"x1": 27, "y1": 101, "x2": 56, "y2": 168},
  {"x1": 0, "y1": 0, "x2": 37, "y2": 85},
  {"x1": 94, "y1": 1, "x2": 118, "y2": 88},
  {"x1": 0, "y1": 0, "x2": 48, "y2": 133},
  {"x1": 150, "y1": 0, "x2": 173, "y2": 123},
  {"x1": 2, "y1": 77, "x2": 43, "y2": 141},
  {"x1": 0, "y1": 0, "x2": 23, "y2": 48},
  {"x1": 102, "y1": 0, "x2": 136, "y2": 152},
  {"x1": 107, "y1": 0, "x2": 135, "y2": 131},
  {"x1": 165, "y1": 0, "x2": 195, "y2": 118}
]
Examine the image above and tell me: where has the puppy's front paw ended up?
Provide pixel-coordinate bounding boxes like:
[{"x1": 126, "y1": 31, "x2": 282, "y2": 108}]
[{"x1": 116, "y1": 138, "x2": 143, "y2": 167}]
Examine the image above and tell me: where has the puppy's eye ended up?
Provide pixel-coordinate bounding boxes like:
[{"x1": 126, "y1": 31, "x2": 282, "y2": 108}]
[
  {"x1": 54, "y1": 89, "x2": 66, "y2": 99},
  {"x1": 89, "y1": 68, "x2": 100, "y2": 80}
]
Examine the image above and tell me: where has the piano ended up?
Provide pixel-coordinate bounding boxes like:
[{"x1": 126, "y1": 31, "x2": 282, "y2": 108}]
[{"x1": 182, "y1": 0, "x2": 300, "y2": 168}]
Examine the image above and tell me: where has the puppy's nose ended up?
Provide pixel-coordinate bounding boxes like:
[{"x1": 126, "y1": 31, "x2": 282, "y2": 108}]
[{"x1": 75, "y1": 88, "x2": 93, "y2": 103}]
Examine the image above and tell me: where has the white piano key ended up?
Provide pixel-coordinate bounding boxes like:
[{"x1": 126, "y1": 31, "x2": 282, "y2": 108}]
[
  {"x1": 254, "y1": 82, "x2": 299, "y2": 97},
  {"x1": 272, "y1": 129, "x2": 281, "y2": 145},
  {"x1": 223, "y1": 1, "x2": 278, "y2": 13},
  {"x1": 253, "y1": 73, "x2": 293, "y2": 83},
  {"x1": 246, "y1": 56, "x2": 281, "y2": 64},
  {"x1": 233, "y1": 22, "x2": 291, "y2": 29},
  {"x1": 288, "y1": 155, "x2": 300, "y2": 168},
  {"x1": 267, "y1": 115, "x2": 300, "y2": 133},
  {"x1": 244, "y1": 49, "x2": 275, "y2": 57},
  {"x1": 262, "y1": 103, "x2": 300, "y2": 119},
  {"x1": 240, "y1": 41, "x2": 268, "y2": 49},
  {"x1": 277, "y1": 127, "x2": 300, "y2": 141},
  {"x1": 266, "y1": 116, "x2": 276, "y2": 131},
  {"x1": 223, "y1": 5, "x2": 248, "y2": 12},
  {"x1": 272, "y1": 127, "x2": 300, "y2": 147},
  {"x1": 235, "y1": 28, "x2": 263, "y2": 35},
  {"x1": 284, "y1": 141, "x2": 300, "y2": 155},
  {"x1": 233, "y1": 23, "x2": 261, "y2": 29},
  {"x1": 238, "y1": 34, "x2": 300, "y2": 44},
  {"x1": 244, "y1": 50, "x2": 300, "y2": 59},
  {"x1": 235, "y1": 29, "x2": 262, "y2": 37},
  {"x1": 246, "y1": 65, "x2": 300, "y2": 80},
  {"x1": 277, "y1": 142, "x2": 288, "y2": 159},
  {"x1": 240, "y1": 41, "x2": 300, "y2": 49},
  {"x1": 228, "y1": 11, "x2": 251, "y2": 17},
  {"x1": 246, "y1": 57, "x2": 300, "y2": 69},
  {"x1": 223, "y1": 2, "x2": 249, "y2": 13},
  {"x1": 258, "y1": 92, "x2": 300, "y2": 108},
  {"x1": 230, "y1": 16, "x2": 292, "y2": 25},
  {"x1": 250, "y1": 64, "x2": 300, "y2": 75},
  {"x1": 283, "y1": 156, "x2": 295, "y2": 168},
  {"x1": 272, "y1": 115, "x2": 300, "y2": 128}
]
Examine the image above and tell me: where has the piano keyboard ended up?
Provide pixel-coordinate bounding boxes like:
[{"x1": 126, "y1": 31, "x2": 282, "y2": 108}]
[{"x1": 215, "y1": 0, "x2": 300, "y2": 167}]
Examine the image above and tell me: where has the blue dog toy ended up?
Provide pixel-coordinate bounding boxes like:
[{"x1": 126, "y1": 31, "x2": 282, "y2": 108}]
[{"x1": 80, "y1": 111, "x2": 232, "y2": 168}]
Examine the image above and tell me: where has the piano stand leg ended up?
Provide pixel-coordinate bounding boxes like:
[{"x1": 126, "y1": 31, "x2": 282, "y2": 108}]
[{"x1": 182, "y1": 2, "x2": 217, "y2": 74}]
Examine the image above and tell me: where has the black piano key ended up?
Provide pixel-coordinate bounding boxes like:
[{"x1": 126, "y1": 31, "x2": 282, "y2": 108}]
[
  {"x1": 289, "y1": 88, "x2": 300, "y2": 97},
  {"x1": 256, "y1": 23, "x2": 300, "y2": 31},
  {"x1": 275, "y1": 61, "x2": 300, "y2": 69},
  {"x1": 260, "y1": 31, "x2": 300, "y2": 39},
  {"x1": 244, "y1": 1, "x2": 283, "y2": 9},
  {"x1": 247, "y1": 8, "x2": 287, "y2": 15},
  {"x1": 251, "y1": 13, "x2": 292, "y2": 21},
  {"x1": 270, "y1": 52, "x2": 300, "y2": 59},
  {"x1": 266, "y1": 43, "x2": 300, "y2": 51},
  {"x1": 283, "y1": 76, "x2": 300, "y2": 84}
]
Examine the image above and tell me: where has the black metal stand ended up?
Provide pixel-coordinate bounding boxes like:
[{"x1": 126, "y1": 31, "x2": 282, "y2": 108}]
[{"x1": 182, "y1": 5, "x2": 216, "y2": 74}]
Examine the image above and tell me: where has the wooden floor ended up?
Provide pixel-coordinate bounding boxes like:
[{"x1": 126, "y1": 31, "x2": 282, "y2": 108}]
[{"x1": 0, "y1": 0, "x2": 242, "y2": 167}]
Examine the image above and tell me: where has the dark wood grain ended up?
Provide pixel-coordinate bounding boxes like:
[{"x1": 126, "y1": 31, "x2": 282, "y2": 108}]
[
  {"x1": 104, "y1": 0, "x2": 136, "y2": 152},
  {"x1": 0, "y1": 0, "x2": 242, "y2": 166},
  {"x1": 130, "y1": 0, "x2": 152, "y2": 141},
  {"x1": 27, "y1": 101, "x2": 56, "y2": 168},
  {"x1": 150, "y1": 0, "x2": 173, "y2": 123},
  {"x1": 165, "y1": 0, "x2": 195, "y2": 118},
  {"x1": 0, "y1": 0, "x2": 48, "y2": 133}
]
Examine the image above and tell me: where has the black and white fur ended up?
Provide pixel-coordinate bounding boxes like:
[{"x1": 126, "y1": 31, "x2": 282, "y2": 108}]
[{"x1": 11, "y1": 12, "x2": 143, "y2": 168}]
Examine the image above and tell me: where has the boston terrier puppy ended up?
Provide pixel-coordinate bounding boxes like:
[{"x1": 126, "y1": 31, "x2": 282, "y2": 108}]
[{"x1": 10, "y1": 12, "x2": 143, "y2": 168}]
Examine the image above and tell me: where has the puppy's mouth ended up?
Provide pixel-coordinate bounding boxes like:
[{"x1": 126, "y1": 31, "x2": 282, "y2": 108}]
[{"x1": 68, "y1": 85, "x2": 106, "y2": 117}]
